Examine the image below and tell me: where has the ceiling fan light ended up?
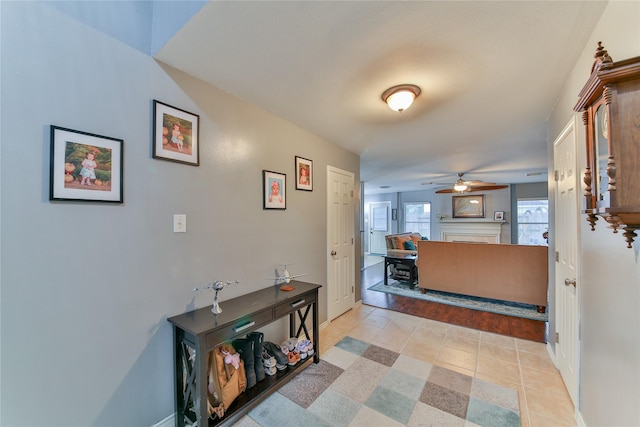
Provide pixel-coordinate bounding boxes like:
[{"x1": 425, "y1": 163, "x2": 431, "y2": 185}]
[
  {"x1": 453, "y1": 179, "x2": 468, "y2": 192},
  {"x1": 382, "y1": 84, "x2": 421, "y2": 112}
]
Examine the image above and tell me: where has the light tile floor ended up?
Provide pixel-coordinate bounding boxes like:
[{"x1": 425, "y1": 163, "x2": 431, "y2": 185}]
[{"x1": 320, "y1": 304, "x2": 577, "y2": 427}]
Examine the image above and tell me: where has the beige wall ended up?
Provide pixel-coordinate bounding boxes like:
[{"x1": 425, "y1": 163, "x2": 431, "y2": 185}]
[{"x1": 548, "y1": 2, "x2": 640, "y2": 425}]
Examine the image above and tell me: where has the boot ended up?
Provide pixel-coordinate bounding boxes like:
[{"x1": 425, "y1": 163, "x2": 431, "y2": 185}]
[
  {"x1": 247, "y1": 332, "x2": 266, "y2": 382},
  {"x1": 232, "y1": 338, "x2": 256, "y2": 389}
]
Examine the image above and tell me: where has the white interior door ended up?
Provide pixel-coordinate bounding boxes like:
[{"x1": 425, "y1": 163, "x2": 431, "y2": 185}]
[
  {"x1": 369, "y1": 202, "x2": 390, "y2": 254},
  {"x1": 327, "y1": 166, "x2": 355, "y2": 321},
  {"x1": 554, "y1": 118, "x2": 580, "y2": 406}
]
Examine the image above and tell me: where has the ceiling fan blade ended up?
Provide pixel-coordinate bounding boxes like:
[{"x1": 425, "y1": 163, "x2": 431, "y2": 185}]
[
  {"x1": 435, "y1": 188, "x2": 458, "y2": 194},
  {"x1": 465, "y1": 180, "x2": 496, "y2": 185},
  {"x1": 435, "y1": 184, "x2": 508, "y2": 194},
  {"x1": 464, "y1": 185, "x2": 509, "y2": 192}
]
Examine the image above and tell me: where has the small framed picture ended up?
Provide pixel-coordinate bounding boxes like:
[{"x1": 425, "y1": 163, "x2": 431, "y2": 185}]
[
  {"x1": 452, "y1": 194, "x2": 485, "y2": 218},
  {"x1": 152, "y1": 100, "x2": 200, "y2": 166},
  {"x1": 49, "y1": 126, "x2": 123, "y2": 203},
  {"x1": 392, "y1": 208, "x2": 398, "y2": 221},
  {"x1": 494, "y1": 211, "x2": 505, "y2": 221},
  {"x1": 263, "y1": 170, "x2": 286, "y2": 210},
  {"x1": 295, "y1": 156, "x2": 313, "y2": 191}
]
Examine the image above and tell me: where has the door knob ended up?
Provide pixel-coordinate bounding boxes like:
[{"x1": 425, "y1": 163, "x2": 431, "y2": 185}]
[
  {"x1": 330, "y1": 251, "x2": 337, "y2": 256},
  {"x1": 564, "y1": 278, "x2": 577, "y2": 287}
]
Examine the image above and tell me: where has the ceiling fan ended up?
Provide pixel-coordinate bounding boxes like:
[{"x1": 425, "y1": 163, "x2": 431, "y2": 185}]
[{"x1": 434, "y1": 173, "x2": 508, "y2": 194}]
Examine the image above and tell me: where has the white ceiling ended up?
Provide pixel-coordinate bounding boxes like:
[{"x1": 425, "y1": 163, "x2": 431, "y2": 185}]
[{"x1": 154, "y1": 1, "x2": 606, "y2": 195}]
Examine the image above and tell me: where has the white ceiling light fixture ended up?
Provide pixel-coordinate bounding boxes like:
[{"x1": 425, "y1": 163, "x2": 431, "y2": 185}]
[
  {"x1": 381, "y1": 84, "x2": 421, "y2": 112},
  {"x1": 453, "y1": 179, "x2": 468, "y2": 193},
  {"x1": 453, "y1": 173, "x2": 468, "y2": 192}
]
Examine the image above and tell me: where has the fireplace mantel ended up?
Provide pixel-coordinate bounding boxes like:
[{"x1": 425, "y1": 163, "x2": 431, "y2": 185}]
[{"x1": 438, "y1": 220, "x2": 505, "y2": 243}]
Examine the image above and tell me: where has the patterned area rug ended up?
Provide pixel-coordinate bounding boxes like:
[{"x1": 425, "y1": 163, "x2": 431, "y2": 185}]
[
  {"x1": 243, "y1": 336, "x2": 520, "y2": 427},
  {"x1": 368, "y1": 280, "x2": 548, "y2": 321}
]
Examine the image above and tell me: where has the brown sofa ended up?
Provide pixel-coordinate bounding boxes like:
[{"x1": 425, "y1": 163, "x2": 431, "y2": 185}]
[
  {"x1": 417, "y1": 240, "x2": 548, "y2": 311},
  {"x1": 384, "y1": 232, "x2": 422, "y2": 257}
]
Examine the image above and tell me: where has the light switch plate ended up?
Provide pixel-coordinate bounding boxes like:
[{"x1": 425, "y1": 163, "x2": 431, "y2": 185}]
[{"x1": 173, "y1": 214, "x2": 187, "y2": 233}]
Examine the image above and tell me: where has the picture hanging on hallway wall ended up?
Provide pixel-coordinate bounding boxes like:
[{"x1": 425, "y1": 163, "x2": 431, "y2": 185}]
[
  {"x1": 152, "y1": 100, "x2": 200, "y2": 166},
  {"x1": 295, "y1": 156, "x2": 313, "y2": 191},
  {"x1": 49, "y1": 125, "x2": 124, "y2": 203},
  {"x1": 263, "y1": 170, "x2": 286, "y2": 210}
]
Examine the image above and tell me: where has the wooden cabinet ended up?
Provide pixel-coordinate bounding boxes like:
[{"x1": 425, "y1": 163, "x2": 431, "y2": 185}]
[
  {"x1": 574, "y1": 42, "x2": 640, "y2": 248},
  {"x1": 168, "y1": 281, "x2": 320, "y2": 426}
]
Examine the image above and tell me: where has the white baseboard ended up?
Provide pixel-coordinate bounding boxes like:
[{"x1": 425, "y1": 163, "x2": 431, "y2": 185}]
[
  {"x1": 546, "y1": 342, "x2": 558, "y2": 367},
  {"x1": 151, "y1": 412, "x2": 175, "y2": 427}
]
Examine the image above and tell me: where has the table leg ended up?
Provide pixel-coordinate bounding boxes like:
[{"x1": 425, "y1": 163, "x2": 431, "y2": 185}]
[
  {"x1": 409, "y1": 263, "x2": 416, "y2": 289},
  {"x1": 384, "y1": 259, "x2": 389, "y2": 285}
]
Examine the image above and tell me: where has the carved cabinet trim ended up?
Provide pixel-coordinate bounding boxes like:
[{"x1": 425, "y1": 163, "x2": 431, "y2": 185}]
[{"x1": 574, "y1": 42, "x2": 640, "y2": 248}]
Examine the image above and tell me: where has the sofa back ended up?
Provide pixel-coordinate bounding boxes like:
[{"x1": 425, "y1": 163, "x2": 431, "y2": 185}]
[
  {"x1": 417, "y1": 240, "x2": 548, "y2": 307},
  {"x1": 385, "y1": 232, "x2": 422, "y2": 250}
]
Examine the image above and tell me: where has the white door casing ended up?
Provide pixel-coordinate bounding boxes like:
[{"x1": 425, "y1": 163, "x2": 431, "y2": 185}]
[
  {"x1": 327, "y1": 166, "x2": 355, "y2": 321},
  {"x1": 369, "y1": 202, "x2": 391, "y2": 254},
  {"x1": 554, "y1": 117, "x2": 580, "y2": 406}
]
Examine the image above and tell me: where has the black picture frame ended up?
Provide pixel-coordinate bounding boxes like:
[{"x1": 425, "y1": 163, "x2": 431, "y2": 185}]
[
  {"x1": 295, "y1": 156, "x2": 313, "y2": 191},
  {"x1": 152, "y1": 100, "x2": 200, "y2": 166},
  {"x1": 263, "y1": 170, "x2": 286, "y2": 210},
  {"x1": 452, "y1": 194, "x2": 485, "y2": 218},
  {"x1": 49, "y1": 125, "x2": 124, "y2": 203}
]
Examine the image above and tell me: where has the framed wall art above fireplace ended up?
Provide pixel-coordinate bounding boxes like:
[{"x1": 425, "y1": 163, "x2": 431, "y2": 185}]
[{"x1": 452, "y1": 194, "x2": 485, "y2": 218}]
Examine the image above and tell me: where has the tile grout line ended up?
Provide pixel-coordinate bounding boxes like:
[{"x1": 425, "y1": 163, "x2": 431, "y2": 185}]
[{"x1": 515, "y1": 340, "x2": 533, "y2": 427}]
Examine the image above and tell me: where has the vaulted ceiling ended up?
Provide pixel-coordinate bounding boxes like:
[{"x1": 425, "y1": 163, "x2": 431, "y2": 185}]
[{"x1": 154, "y1": 1, "x2": 607, "y2": 194}]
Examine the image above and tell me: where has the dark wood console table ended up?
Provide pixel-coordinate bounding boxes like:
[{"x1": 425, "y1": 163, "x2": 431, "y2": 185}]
[{"x1": 168, "y1": 281, "x2": 320, "y2": 426}]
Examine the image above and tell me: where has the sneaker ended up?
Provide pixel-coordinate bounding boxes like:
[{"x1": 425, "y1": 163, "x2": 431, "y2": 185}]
[
  {"x1": 263, "y1": 341, "x2": 288, "y2": 369},
  {"x1": 296, "y1": 341, "x2": 308, "y2": 360},
  {"x1": 304, "y1": 339, "x2": 315, "y2": 356},
  {"x1": 287, "y1": 351, "x2": 298, "y2": 366},
  {"x1": 264, "y1": 364, "x2": 277, "y2": 376},
  {"x1": 302, "y1": 340, "x2": 315, "y2": 357},
  {"x1": 262, "y1": 350, "x2": 276, "y2": 368},
  {"x1": 280, "y1": 345, "x2": 289, "y2": 356},
  {"x1": 283, "y1": 337, "x2": 298, "y2": 352}
]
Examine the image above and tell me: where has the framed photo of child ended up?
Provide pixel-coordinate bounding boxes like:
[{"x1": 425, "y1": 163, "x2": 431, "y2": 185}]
[
  {"x1": 49, "y1": 125, "x2": 123, "y2": 203},
  {"x1": 263, "y1": 170, "x2": 286, "y2": 210},
  {"x1": 152, "y1": 100, "x2": 200, "y2": 166},
  {"x1": 295, "y1": 156, "x2": 313, "y2": 191}
]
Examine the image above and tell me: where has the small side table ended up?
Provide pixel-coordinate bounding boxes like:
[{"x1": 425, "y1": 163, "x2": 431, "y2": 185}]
[{"x1": 384, "y1": 255, "x2": 418, "y2": 289}]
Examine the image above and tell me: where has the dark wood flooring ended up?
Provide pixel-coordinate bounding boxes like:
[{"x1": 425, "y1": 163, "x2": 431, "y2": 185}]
[{"x1": 361, "y1": 261, "x2": 547, "y2": 343}]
